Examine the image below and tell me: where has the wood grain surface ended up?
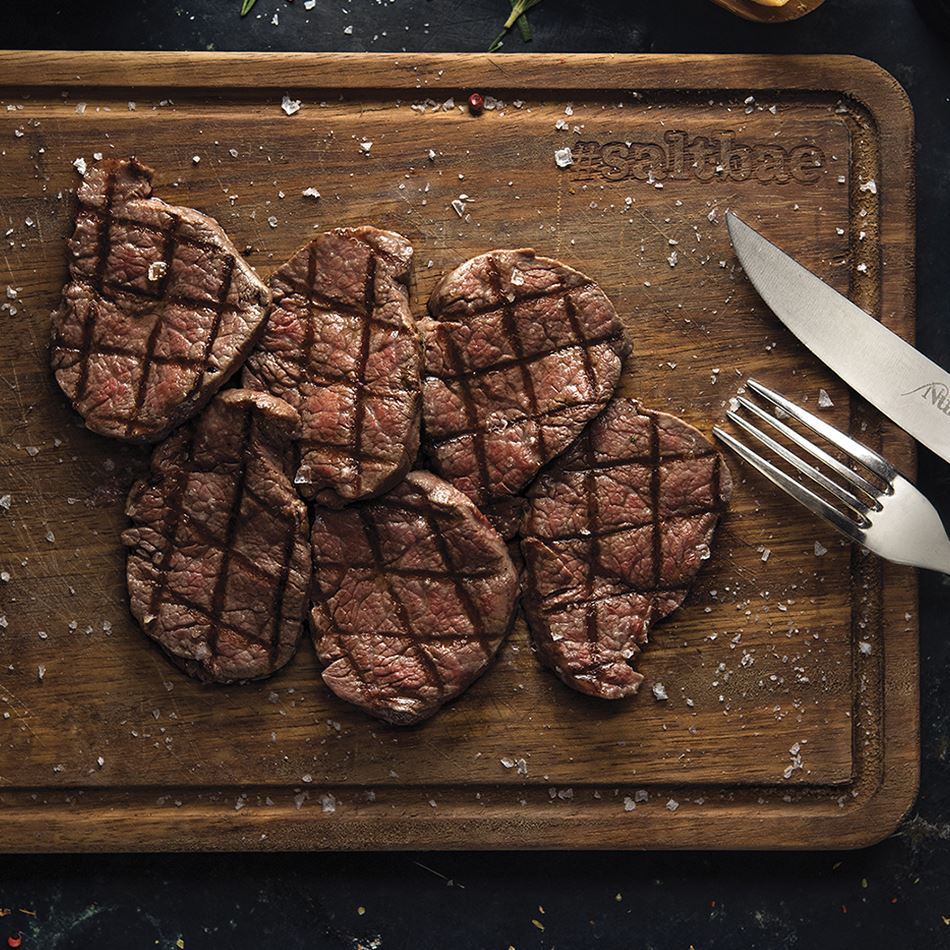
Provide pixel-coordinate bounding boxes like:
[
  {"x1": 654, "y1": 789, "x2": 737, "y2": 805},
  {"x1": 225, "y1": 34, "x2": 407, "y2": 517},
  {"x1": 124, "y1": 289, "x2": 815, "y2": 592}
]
[{"x1": 0, "y1": 52, "x2": 916, "y2": 851}]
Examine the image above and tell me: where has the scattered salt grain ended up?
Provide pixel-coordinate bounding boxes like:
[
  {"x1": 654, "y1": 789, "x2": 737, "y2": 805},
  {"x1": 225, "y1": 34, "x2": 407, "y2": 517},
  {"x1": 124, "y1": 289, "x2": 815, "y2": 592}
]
[
  {"x1": 554, "y1": 147, "x2": 574, "y2": 169},
  {"x1": 343, "y1": 24, "x2": 353, "y2": 34},
  {"x1": 858, "y1": 641, "x2": 873, "y2": 655},
  {"x1": 0, "y1": 495, "x2": 10, "y2": 511},
  {"x1": 859, "y1": 179, "x2": 878, "y2": 194},
  {"x1": 666, "y1": 798, "x2": 679, "y2": 812},
  {"x1": 623, "y1": 797, "x2": 636, "y2": 812},
  {"x1": 147, "y1": 261, "x2": 167, "y2": 282},
  {"x1": 320, "y1": 793, "x2": 337, "y2": 813},
  {"x1": 37, "y1": 664, "x2": 45, "y2": 682},
  {"x1": 97, "y1": 756, "x2": 105, "y2": 767},
  {"x1": 73, "y1": 157, "x2": 87, "y2": 176},
  {"x1": 761, "y1": 547, "x2": 771, "y2": 563},
  {"x1": 359, "y1": 141, "x2": 373, "y2": 154},
  {"x1": 304, "y1": 0, "x2": 316, "y2": 7},
  {"x1": 302, "y1": 187, "x2": 321, "y2": 199},
  {"x1": 93, "y1": 151, "x2": 103, "y2": 161},
  {"x1": 280, "y1": 95, "x2": 302, "y2": 116},
  {"x1": 228, "y1": 148, "x2": 239, "y2": 158},
  {"x1": 814, "y1": 541, "x2": 827, "y2": 557},
  {"x1": 651, "y1": 682, "x2": 668, "y2": 701},
  {"x1": 192, "y1": 155, "x2": 200, "y2": 165},
  {"x1": 267, "y1": 216, "x2": 278, "y2": 228},
  {"x1": 818, "y1": 389, "x2": 834, "y2": 409},
  {"x1": 302, "y1": 773, "x2": 313, "y2": 783}
]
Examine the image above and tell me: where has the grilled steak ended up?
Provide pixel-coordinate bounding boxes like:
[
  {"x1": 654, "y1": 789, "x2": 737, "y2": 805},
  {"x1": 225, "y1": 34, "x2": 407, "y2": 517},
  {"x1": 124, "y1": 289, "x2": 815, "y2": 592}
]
[
  {"x1": 311, "y1": 470, "x2": 519, "y2": 725},
  {"x1": 521, "y1": 399, "x2": 732, "y2": 699},
  {"x1": 123, "y1": 389, "x2": 311, "y2": 683},
  {"x1": 243, "y1": 227, "x2": 420, "y2": 506},
  {"x1": 421, "y1": 249, "x2": 630, "y2": 523},
  {"x1": 51, "y1": 158, "x2": 270, "y2": 442}
]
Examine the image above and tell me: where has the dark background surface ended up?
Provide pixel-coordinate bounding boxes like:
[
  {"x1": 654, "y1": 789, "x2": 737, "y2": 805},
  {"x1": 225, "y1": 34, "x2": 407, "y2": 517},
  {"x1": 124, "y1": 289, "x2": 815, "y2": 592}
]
[{"x1": 3, "y1": 1, "x2": 950, "y2": 947}]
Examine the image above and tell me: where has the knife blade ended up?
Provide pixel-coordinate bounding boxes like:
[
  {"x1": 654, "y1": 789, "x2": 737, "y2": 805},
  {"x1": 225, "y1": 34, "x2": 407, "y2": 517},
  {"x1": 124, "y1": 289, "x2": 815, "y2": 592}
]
[{"x1": 726, "y1": 212, "x2": 950, "y2": 465}]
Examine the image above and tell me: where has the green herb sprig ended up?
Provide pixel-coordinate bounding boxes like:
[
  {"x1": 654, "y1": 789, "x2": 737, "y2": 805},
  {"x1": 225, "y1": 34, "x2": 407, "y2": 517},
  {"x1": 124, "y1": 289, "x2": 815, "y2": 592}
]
[
  {"x1": 240, "y1": 0, "x2": 257, "y2": 16},
  {"x1": 489, "y1": 0, "x2": 544, "y2": 52}
]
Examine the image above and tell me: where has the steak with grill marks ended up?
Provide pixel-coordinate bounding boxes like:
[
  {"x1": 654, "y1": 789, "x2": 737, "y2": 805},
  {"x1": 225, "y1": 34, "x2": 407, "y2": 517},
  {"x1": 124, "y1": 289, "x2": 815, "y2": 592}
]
[
  {"x1": 310, "y1": 470, "x2": 519, "y2": 725},
  {"x1": 243, "y1": 227, "x2": 420, "y2": 506},
  {"x1": 123, "y1": 388, "x2": 311, "y2": 683},
  {"x1": 51, "y1": 158, "x2": 270, "y2": 442},
  {"x1": 521, "y1": 399, "x2": 732, "y2": 700},
  {"x1": 421, "y1": 249, "x2": 630, "y2": 529}
]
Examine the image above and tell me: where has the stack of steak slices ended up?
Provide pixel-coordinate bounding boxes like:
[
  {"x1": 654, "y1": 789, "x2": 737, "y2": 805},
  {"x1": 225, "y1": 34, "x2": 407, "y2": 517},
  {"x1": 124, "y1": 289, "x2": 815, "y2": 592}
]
[{"x1": 53, "y1": 159, "x2": 731, "y2": 717}]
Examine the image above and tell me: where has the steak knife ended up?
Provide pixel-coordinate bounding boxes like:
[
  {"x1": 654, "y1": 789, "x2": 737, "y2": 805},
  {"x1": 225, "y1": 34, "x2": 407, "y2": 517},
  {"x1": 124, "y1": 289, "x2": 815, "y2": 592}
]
[{"x1": 727, "y1": 212, "x2": 950, "y2": 466}]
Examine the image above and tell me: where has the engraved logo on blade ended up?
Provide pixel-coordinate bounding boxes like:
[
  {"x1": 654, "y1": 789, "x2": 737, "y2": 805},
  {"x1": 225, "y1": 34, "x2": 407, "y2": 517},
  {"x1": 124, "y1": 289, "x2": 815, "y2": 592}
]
[
  {"x1": 570, "y1": 131, "x2": 825, "y2": 185},
  {"x1": 902, "y1": 381, "x2": 950, "y2": 416}
]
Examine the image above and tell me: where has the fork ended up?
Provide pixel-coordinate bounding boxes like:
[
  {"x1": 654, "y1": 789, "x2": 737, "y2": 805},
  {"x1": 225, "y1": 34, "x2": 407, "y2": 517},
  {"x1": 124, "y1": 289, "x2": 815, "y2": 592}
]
[{"x1": 712, "y1": 378, "x2": 950, "y2": 574}]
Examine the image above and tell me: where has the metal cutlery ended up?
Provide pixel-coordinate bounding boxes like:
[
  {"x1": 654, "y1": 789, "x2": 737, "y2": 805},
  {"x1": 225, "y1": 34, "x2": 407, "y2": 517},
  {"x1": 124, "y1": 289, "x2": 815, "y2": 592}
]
[
  {"x1": 713, "y1": 379, "x2": 950, "y2": 574},
  {"x1": 726, "y1": 212, "x2": 950, "y2": 467}
]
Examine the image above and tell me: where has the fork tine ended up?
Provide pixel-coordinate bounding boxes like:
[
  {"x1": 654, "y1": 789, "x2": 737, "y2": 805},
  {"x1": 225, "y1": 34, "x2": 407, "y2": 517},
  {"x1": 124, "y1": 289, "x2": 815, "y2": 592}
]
[
  {"x1": 725, "y1": 410, "x2": 873, "y2": 520},
  {"x1": 713, "y1": 426, "x2": 867, "y2": 544},
  {"x1": 735, "y1": 396, "x2": 882, "y2": 505},
  {"x1": 746, "y1": 378, "x2": 897, "y2": 484}
]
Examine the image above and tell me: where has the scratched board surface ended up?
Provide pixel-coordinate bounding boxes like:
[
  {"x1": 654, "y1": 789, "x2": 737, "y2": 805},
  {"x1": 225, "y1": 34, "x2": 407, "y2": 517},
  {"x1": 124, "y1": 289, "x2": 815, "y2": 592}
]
[{"x1": 0, "y1": 53, "x2": 917, "y2": 850}]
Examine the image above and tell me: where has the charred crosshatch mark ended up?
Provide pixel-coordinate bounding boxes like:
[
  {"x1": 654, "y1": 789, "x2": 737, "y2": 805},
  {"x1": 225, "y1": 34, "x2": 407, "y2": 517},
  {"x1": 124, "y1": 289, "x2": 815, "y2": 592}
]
[
  {"x1": 310, "y1": 471, "x2": 519, "y2": 725},
  {"x1": 123, "y1": 390, "x2": 310, "y2": 683},
  {"x1": 50, "y1": 158, "x2": 270, "y2": 442},
  {"x1": 521, "y1": 400, "x2": 733, "y2": 701},
  {"x1": 570, "y1": 131, "x2": 826, "y2": 185},
  {"x1": 422, "y1": 250, "x2": 630, "y2": 520},
  {"x1": 242, "y1": 228, "x2": 420, "y2": 508}
]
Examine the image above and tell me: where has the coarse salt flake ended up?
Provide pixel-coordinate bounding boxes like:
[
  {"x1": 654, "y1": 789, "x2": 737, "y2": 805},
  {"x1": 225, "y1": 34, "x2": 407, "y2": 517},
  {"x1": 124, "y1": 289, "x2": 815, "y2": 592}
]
[
  {"x1": 554, "y1": 147, "x2": 574, "y2": 169},
  {"x1": 818, "y1": 389, "x2": 834, "y2": 408},
  {"x1": 281, "y1": 95, "x2": 302, "y2": 116}
]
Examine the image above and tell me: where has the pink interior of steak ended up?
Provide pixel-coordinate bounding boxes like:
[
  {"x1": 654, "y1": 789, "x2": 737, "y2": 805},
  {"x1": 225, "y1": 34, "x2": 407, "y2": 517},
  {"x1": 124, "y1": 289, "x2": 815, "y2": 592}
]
[
  {"x1": 51, "y1": 158, "x2": 270, "y2": 442},
  {"x1": 521, "y1": 399, "x2": 732, "y2": 700},
  {"x1": 123, "y1": 389, "x2": 311, "y2": 683}
]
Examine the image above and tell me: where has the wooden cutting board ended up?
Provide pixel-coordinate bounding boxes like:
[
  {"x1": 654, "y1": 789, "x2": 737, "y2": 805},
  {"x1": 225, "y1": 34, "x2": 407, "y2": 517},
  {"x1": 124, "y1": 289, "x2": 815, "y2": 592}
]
[{"x1": 0, "y1": 52, "x2": 917, "y2": 851}]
